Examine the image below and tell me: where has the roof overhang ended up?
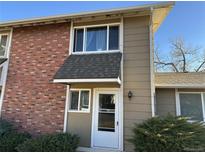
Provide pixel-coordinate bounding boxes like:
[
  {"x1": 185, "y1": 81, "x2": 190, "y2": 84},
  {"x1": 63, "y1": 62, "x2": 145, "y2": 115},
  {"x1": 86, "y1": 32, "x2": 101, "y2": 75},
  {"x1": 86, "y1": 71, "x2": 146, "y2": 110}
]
[
  {"x1": 53, "y1": 52, "x2": 122, "y2": 84},
  {"x1": 0, "y1": 2, "x2": 174, "y2": 33}
]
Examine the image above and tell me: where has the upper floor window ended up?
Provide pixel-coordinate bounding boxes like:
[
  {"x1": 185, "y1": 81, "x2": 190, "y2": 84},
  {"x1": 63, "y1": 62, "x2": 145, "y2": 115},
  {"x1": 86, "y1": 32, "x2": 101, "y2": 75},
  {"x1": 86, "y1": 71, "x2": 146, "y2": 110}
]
[
  {"x1": 0, "y1": 34, "x2": 8, "y2": 57},
  {"x1": 73, "y1": 24, "x2": 119, "y2": 53}
]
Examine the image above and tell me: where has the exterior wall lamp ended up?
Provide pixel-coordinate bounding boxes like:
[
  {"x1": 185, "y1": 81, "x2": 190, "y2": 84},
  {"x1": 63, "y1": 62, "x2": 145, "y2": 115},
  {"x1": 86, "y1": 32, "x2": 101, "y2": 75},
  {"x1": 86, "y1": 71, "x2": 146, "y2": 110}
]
[{"x1": 128, "y1": 91, "x2": 133, "y2": 99}]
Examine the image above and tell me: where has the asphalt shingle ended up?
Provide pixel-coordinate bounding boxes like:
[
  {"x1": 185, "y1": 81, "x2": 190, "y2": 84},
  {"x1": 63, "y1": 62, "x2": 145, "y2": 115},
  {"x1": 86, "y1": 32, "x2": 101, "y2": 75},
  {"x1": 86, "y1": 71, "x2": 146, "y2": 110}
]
[{"x1": 54, "y1": 52, "x2": 122, "y2": 79}]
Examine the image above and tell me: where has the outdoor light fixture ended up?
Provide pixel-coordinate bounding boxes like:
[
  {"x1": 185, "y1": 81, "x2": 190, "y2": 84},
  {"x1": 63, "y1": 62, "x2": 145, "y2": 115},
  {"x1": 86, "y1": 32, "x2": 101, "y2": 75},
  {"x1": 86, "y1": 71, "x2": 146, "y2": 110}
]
[{"x1": 128, "y1": 91, "x2": 132, "y2": 99}]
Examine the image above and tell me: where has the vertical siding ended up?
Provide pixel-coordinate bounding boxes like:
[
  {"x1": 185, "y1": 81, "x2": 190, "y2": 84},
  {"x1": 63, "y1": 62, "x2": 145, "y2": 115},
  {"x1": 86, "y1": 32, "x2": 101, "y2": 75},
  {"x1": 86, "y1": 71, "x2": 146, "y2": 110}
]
[
  {"x1": 156, "y1": 88, "x2": 176, "y2": 116},
  {"x1": 123, "y1": 16, "x2": 152, "y2": 151}
]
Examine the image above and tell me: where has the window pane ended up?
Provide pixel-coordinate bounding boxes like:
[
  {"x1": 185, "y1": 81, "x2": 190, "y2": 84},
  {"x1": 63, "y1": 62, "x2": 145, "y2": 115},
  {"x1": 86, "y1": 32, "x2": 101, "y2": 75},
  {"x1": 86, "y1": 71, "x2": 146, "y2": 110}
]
[
  {"x1": 70, "y1": 91, "x2": 79, "y2": 110},
  {"x1": 180, "y1": 94, "x2": 203, "y2": 121},
  {"x1": 80, "y1": 91, "x2": 89, "y2": 111},
  {"x1": 99, "y1": 94, "x2": 115, "y2": 111},
  {"x1": 98, "y1": 94, "x2": 115, "y2": 132},
  {"x1": 98, "y1": 113, "x2": 115, "y2": 132},
  {"x1": 74, "y1": 29, "x2": 84, "y2": 52},
  {"x1": 0, "y1": 35, "x2": 8, "y2": 56},
  {"x1": 109, "y1": 26, "x2": 119, "y2": 50},
  {"x1": 86, "y1": 26, "x2": 107, "y2": 51}
]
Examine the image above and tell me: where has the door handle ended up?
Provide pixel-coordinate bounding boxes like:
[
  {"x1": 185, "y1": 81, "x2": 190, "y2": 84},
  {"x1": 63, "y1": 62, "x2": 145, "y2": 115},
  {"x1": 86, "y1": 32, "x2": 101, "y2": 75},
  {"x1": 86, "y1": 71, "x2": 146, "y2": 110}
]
[{"x1": 116, "y1": 121, "x2": 119, "y2": 126}]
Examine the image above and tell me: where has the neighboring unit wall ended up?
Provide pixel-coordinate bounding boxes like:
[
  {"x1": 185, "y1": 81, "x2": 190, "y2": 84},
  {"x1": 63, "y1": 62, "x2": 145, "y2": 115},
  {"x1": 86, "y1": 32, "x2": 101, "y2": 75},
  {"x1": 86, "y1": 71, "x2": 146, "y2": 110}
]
[
  {"x1": 155, "y1": 88, "x2": 176, "y2": 116},
  {"x1": 123, "y1": 16, "x2": 152, "y2": 151},
  {"x1": 2, "y1": 23, "x2": 70, "y2": 135}
]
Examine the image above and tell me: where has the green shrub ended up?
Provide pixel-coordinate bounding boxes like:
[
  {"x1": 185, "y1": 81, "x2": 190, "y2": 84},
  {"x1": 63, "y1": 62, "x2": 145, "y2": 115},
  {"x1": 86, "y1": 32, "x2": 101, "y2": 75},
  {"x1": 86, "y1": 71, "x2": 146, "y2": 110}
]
[
  {"x1": 0, "y1": 119, "x2": 14, "y2": 136},
  {"x1": 129, "y1": 115, "x2": 205, "y2": 152},
  {"x1": 16, "y1": 133, "x2": 79, "y2": 152},
  {"x1": 0, "y1": 119, "x2": 31, "y2": 152},
  {"x1": 0, "y1": 132, "x2": 31, "y2": 152}
]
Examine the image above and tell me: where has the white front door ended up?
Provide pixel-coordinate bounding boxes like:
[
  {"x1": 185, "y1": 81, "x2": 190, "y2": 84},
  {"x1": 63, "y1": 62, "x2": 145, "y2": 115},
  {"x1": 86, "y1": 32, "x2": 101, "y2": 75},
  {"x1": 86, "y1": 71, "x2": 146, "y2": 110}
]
[{"x1": 93, "y1": 89, "x2": 119, "y2": 149}]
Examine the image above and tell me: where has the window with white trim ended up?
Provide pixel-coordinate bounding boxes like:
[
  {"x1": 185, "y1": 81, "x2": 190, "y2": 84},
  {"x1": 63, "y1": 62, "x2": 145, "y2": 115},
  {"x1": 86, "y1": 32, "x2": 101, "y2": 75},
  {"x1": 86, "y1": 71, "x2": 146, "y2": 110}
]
[
  {"x1": 0, "y1": 34, "x2": 8, "y2": 57},
  {"x1": 178, "y1": 93, "x2": 205, "y2": 121},
  {"x1": 69, "y1": 89, "x2": 91, "y2": 112},
  {"x1": 73, "y1": 24, "x2": 119, "y2": 53},
  {"x1": 0, "y1": 33, "x2": 9, "y2": 86}
]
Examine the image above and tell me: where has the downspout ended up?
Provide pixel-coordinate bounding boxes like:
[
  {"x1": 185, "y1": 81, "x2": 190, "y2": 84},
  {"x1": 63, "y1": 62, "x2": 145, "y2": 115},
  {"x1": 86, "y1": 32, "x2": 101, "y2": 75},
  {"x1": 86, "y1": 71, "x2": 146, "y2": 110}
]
[
  {"x1": 149, "y1": 7, "x2": 155, "y2": 117},
  {"x1": 63, "y1": 85, "x2": 70, "y2": 132}
]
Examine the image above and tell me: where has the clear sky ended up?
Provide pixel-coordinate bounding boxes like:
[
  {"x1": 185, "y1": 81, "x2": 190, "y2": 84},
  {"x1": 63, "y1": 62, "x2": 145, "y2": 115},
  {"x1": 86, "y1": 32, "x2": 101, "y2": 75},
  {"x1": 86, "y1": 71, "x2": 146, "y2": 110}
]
[{"x1": 0, "y1": 1, "x2": 205, "y2": 54}]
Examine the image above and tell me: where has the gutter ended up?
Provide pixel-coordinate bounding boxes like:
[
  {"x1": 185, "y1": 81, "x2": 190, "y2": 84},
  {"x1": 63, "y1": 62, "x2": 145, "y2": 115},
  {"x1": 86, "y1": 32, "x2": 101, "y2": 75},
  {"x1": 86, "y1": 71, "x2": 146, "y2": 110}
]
[{"x1": 0, "y1": 2, "x2": 174, "y2": 28}]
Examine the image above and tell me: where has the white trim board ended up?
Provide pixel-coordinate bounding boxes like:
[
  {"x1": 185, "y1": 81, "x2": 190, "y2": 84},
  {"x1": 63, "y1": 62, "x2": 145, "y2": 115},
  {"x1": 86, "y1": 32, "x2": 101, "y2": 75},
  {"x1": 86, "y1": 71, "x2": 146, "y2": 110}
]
[
  {"x1": 63, "y1": 85, "x2": 70, "y2": 132},
  {"x1": 53, "y1": 78, "x2": 121, "y2": 84},
  {"x1": 0, "y1": 29, "x2": 13, "y2": 117}
]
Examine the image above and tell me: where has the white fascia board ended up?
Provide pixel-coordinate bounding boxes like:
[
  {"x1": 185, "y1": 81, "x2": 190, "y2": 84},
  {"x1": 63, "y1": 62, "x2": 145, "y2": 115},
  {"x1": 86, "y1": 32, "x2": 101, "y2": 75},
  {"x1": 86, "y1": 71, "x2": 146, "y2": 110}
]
[{"x1": 53, "y1": 78, "x2": 121, "y2": 84}]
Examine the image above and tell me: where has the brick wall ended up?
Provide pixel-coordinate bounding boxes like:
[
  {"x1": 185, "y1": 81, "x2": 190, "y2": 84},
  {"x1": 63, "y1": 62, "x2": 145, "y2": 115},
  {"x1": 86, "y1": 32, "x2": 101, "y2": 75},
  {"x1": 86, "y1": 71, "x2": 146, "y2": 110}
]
[{"x1": 2, "y1": 23, "x2": 70, "y2": 135}]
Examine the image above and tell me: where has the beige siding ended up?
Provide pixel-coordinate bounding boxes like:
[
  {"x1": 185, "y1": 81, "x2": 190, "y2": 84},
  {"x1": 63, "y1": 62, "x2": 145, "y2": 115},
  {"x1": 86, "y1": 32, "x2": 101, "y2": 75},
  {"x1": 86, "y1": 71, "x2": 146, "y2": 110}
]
[
  {"x1": 123, "y1": 16, "x2": 152, "y2": 151},
  {"x1": 67, "y1": 112, "x2": 92, "y2": 147},
  {"x1": 155, "y1": 88, "x2": 176, "y2": 116}
]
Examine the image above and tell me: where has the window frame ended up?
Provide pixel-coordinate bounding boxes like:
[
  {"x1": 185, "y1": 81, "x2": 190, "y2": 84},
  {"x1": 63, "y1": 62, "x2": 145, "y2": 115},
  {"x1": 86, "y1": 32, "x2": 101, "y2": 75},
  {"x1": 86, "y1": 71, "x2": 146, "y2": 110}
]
[
  {"x1": 68, "y1": 89, "x2": 91, "y2": 113},
  {"x1": 0, "y1": 32, "x2": 10, "y2": 86},
  {"x1": 0, "y1": 32, "x2": 10, "y2": 58},
  {"x1": 176, "y1": 91, "x2": 205, "y2": 122},
  {"x1": 72, "y1": 23, "x2": 120, "y2": 54}
]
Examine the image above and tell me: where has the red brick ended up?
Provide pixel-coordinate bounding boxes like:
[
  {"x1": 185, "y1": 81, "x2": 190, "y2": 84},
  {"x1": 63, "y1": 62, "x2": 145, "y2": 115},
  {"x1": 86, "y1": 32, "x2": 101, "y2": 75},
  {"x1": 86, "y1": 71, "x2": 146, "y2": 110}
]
[{"x1": 2, "y1": 23, "x2": 70, "y2": 136}]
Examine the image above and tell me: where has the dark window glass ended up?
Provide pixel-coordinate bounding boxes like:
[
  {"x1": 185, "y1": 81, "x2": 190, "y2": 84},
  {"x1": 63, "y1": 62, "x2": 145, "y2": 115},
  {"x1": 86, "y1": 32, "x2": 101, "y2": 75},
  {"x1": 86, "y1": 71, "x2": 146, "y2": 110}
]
[
  {"x1": 98, "y1": 113, "x2": 115, "y2": 132},
  {"x1": 70, "y1": 91, "x2": 79, "y2": 110},
  {"x1": 86, "y1": 26, "x2": 107, "y2": 51},
  {"x1": 73, "y1": 29, "x2": 84, "y2": 52},
  {"x1": 109, "y1": 26, "x2": 119, "y2": 50},
  {"x1": 180, "y1": 94, "x2": 203, "y2": 121},
  {"x1": 0, "y1": 35, "x2": 8, "y2": 56},
  {"x1": 98, "y1": 94, "x2": 115, "y2": 132}
]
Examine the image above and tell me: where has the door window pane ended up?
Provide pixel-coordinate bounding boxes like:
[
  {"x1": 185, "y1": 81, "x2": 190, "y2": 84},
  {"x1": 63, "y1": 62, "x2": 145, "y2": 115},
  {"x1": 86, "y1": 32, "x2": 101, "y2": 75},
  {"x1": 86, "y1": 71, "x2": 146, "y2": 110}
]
[
  {"x1": 99, "y1": 94, "x2": 115, "y2": 111},
  {"x1": 80, "y1": 91, "x2": 89, "y2": 111},
  {"x1": 74, "y1": 29, "x2": 84, "y2": 52},
  {"x1": 70, "y1": 91, "x2": 79, "y2": 110},
  {"x1": 98, "y1": 113, "x2": 115, "y2": 132},
  {"x1": 0, "y1": 35, "x2": 8, "y2": 56},
  {"x1": 98, "y1": 94, "x2": 115, "y2": 132},
  {"x1": 109, "y1": 26, "x2": 119, "y2": 50},
  {"x1": 86, "y1": 27, "x2": 107, "y2": 51},
  {"x1": 179, "y1": 93, "x2": 203, "y2": 121}
]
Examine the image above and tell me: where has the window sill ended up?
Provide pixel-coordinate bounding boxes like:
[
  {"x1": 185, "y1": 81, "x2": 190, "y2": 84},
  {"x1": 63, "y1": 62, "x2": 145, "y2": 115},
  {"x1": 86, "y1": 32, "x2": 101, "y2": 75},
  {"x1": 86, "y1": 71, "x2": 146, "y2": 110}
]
[
  {"x1": 71, "y1": 50, "x2": 121, "y2": 55},
  {"x1": 68, "y1": 110, "x2": 90, "y2": 113}
]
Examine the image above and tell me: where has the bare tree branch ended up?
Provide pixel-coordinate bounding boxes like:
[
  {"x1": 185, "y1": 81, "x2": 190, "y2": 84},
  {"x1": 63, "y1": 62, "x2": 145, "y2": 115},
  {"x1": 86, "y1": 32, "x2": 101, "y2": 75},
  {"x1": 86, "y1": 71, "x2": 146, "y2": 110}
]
[
  {"x1": 154, "y1": 37, "x2": 204, "y2": 73},
  {"x1": 195, "y1": 61, "x2": 205, "y2": 72}
]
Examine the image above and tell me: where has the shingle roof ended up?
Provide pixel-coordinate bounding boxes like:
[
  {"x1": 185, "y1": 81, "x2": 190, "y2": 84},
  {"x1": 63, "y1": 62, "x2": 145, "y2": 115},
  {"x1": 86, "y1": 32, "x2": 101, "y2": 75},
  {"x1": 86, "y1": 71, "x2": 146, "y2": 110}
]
[
  {"x1": 54, "y1": 52, "x2": 122, "y2": 80},
  {"x1": 155, "y1": 72, "x2": 205, "y2": 88}
]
